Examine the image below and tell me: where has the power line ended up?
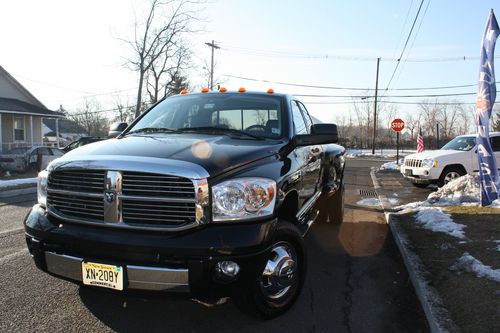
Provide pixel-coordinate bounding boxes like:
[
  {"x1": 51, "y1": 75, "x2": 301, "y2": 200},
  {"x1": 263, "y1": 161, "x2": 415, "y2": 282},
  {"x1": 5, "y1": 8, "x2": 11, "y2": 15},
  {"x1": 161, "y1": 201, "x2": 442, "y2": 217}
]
[
  {"x1": 295, "y1": 91, "x2": 477, "y2": 98},
  {"x1": 224, "y1": 74, "x2": 492, "y2": 92},
  {"x1": 383, "y1": 0, "x2": 426, "y2": 91},
  {"x1": 303, "y1": 100, "x2": 475, "y2": 106}
]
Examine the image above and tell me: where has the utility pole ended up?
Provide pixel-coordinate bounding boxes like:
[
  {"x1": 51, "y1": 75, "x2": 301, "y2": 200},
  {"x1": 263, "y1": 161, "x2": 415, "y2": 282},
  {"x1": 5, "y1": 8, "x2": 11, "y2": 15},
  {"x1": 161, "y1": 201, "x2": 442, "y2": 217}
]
[
  {"x1": 372, "y1": 57, "x2": 380, "y2": 155},
  {"x1": 205, "y1": 40, "x2": 220, "y2": 90}
]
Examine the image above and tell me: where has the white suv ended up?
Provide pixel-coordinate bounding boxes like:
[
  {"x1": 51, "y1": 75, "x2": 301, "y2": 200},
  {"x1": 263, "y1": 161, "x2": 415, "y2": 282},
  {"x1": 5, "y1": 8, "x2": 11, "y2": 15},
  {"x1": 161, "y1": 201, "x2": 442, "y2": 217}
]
[{"x1": 400, "y1": 132, "x2": 500, "y2": 187}]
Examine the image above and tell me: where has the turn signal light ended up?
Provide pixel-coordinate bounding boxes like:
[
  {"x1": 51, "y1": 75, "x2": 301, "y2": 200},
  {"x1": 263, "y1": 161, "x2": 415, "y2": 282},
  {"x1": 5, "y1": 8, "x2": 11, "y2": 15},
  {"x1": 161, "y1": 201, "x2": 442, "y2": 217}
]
[
  {"x1": 201, "y1": 87, "x2": 209, "y2": 93},
  {"x1": 267, "y1": 88, "x2": 274, "y2": 94},
  {"x1": 180, "y1": 90, "x2": 189, "y2": 95},
  {"x1": 219, "y1": 87, "x2": 227, "y2": 93},
  {"x1": 238, "y1": 87, "x2": 246, "y2": 93}
]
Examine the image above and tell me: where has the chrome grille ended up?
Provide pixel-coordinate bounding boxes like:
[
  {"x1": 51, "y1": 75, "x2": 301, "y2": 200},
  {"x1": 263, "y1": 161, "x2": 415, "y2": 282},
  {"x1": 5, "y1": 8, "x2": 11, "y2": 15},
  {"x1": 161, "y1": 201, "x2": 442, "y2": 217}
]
[
  {"x1": 48, "y1": 170, "x2": 105, "y2": 193},
  {"x1": 47, "y1": 169, "x2": 197, "y2": 229},
  {"x1": 122, "y1": 172, "x2": 194, "y2": 198},
  {"x1": 47, "y1": 192, "x2": 104, "y2": 220},
  {"x1": 122, "y1": 200, "x2": 195, "y2": 226},
  {"x1": 405, "y1": 159, "x2": 422, "y2": 168}
]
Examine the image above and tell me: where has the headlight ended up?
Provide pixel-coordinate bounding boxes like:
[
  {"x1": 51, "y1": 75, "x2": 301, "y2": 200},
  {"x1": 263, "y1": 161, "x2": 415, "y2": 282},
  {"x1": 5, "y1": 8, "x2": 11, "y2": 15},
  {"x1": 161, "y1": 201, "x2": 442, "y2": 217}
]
[
  {"x1": 37, "y1": 170, "x2": 48, "y2": 207},
  {"x1": 212, "y1": 178, "x2": 276, "y2": 221},
  {"x1": 422, "y1": 159, "x2": 435, "y2": 168}
]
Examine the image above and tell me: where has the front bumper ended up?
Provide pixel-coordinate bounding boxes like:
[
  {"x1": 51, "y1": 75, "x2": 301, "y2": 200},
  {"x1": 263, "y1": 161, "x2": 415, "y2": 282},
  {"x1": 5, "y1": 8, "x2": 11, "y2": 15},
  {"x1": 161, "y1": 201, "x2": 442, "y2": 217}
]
[
  {"x1": 24, "y1": 204, "x2": 276, "y2": 296},
  {"x1": 400, "y1": 165, "x2": 440, "y2": 184}
]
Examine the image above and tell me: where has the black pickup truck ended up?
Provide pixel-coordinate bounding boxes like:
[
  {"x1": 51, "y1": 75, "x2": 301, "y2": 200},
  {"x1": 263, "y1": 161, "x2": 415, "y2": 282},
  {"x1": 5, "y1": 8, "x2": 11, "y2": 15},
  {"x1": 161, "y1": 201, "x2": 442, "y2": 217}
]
[{"x1": 24, "y1": 90, "x2": 345, "y2": 318}]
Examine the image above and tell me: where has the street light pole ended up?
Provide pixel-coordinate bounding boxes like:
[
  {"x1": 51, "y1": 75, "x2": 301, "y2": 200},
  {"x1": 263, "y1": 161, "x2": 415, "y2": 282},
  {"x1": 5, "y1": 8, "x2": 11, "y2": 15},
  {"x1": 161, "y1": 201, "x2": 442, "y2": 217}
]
[
  {"x1": 205, "y1": 40, "x2": 220, "y2": 90},
  {"x1": 372, "y1": 57, "x2": 380, "y2": 155}
]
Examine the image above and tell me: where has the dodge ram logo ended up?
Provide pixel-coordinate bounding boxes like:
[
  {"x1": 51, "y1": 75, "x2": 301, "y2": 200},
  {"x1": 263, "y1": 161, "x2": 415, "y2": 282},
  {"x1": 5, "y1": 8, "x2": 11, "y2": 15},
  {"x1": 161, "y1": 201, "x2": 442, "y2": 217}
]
[{"x1": 105, "y1": 191, "x2": 116, "y2": 203}]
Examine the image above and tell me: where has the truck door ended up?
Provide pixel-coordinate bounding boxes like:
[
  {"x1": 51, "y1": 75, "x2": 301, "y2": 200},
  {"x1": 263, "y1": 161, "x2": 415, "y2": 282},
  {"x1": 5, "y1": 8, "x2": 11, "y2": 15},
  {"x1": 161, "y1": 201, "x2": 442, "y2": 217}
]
[{"x1": 291, "y1": 101, "x2": 323, "y2": 205}]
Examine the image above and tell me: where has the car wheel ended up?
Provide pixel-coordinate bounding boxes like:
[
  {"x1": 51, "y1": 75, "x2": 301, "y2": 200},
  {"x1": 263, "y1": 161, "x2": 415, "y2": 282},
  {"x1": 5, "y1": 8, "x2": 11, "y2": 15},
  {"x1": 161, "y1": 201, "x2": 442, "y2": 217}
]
[
  {"x1": 438, "y1": 167, "x2": 465, "y2": 187},
  {"x1": 412, "y1": 183, "x2": 429, "y2": 188},
  {"x1": 235, "y1": 221, "x2": 306, "y2": 319}
]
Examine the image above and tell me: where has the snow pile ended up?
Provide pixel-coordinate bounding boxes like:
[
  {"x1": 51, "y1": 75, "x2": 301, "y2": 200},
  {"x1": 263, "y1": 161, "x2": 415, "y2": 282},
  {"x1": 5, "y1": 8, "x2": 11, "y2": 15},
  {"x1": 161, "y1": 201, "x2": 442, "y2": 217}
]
[
  {"x1": 450, "y1": 253, "x2": 500, "y2": 282},
  {"x1": 427, "y1": 175, "x2": 480, "y2": 206},
  {"x1": 0, "y1": 177, "x2": 37, "y2": 188},
  {"x1": 346, "y1": 149, "x2": 414, "y2": 159},
  {"x1": 414, "y1": 207, "x2": 466, "y2": 239},
  {"x1": 380, "y1": 161, "x2": 401, "y2": 170},
  {"x1": 356, "y1": 198, "x2": 381, "y2": 207}
]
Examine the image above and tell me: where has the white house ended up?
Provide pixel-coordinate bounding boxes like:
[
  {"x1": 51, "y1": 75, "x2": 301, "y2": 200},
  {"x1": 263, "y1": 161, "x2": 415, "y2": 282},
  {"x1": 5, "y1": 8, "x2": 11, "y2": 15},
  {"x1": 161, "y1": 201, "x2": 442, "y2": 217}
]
[{"x1": 0, "y1": 66, "x2": 62, "y2": 152}]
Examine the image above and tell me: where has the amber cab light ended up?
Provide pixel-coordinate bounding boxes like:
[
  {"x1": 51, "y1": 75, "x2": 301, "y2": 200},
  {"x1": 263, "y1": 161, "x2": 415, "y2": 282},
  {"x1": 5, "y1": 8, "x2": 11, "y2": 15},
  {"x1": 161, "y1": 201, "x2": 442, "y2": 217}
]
[
  {"x1": 267, "y1": 88, "x2": 274, "y2": 94},
  {"x1": 201, "y1": 87, "x2": 209, "y2": 93},
  {"x1": 219, "y1": 87, "x2": 227, "y2": 93},
  {"x1": 180, "y1": 90, "x2": 189, "y2": 95},
  {"x1": 238, "y1": 87, "x2": 246, "y2": 93}
]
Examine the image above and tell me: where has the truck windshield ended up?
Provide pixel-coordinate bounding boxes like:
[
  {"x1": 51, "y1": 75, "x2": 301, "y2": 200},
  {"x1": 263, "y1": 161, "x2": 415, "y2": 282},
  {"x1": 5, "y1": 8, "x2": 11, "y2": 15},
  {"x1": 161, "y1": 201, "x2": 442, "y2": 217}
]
[
  {"x1": 441, "y1": 136, "x2": 476, "y2": 151},
  {"x1": 129, "y1": 94, "x2": 283, "y2": 139}
]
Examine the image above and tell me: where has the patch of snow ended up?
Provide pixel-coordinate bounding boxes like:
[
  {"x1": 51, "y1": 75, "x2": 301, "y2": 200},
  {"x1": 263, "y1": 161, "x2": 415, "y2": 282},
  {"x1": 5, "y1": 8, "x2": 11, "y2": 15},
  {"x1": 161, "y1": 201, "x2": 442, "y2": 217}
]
[
  {"x1": 346, "y1": 149, "x2": 415, "y2": 159},
  {"x1": 414, "y1": 207, "x2": 466, "y2": 239},
  {"x1": 396, "y1": 175, "x2": 500, "y2": 210},
  {"x1": 3, "y1": 171, "x2": 11, "y2": 177},
  {"x1": 450, "y1": 252, "x2": 500, "y2": 283},
  {"x1": 0, "y1": 177, "x2": 37, "y2": 188},
  {"x1": 380, "y1": 161, "x2": 401, "y2": 170},
  {"x1": 356, "y1": 198, "x2": 381, "y2": 207},
  {"x1": 384, "y1": 197, "x2": 399, "y2": 205},
  {"x1": 427, "y1": 175, "x2": 480, "y2": 206}
]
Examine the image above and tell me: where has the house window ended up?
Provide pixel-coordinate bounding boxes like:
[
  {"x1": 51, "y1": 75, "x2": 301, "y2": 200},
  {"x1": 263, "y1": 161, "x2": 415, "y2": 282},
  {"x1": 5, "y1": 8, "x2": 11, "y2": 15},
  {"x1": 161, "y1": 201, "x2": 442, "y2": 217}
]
[{"x1": 14, "y1": 117, "x2": 25, "y2": 141}]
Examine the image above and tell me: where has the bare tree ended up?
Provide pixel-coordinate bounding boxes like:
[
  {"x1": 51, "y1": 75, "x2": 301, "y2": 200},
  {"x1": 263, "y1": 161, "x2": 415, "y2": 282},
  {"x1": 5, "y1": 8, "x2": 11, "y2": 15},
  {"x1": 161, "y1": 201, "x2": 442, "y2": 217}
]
[
  {"x1": 125, "y1": 0, "x2": 203, "y2": 117},
  {"x1": 68, "y1": 99, "x2": 108, "y2": 137}
]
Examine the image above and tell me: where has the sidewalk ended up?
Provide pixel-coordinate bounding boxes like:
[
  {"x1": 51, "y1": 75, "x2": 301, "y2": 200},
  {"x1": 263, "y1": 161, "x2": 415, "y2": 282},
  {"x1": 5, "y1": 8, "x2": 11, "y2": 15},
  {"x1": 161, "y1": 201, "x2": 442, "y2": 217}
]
[{"x1": 373, "y1": 168, "x2": 500, "y2": 333}]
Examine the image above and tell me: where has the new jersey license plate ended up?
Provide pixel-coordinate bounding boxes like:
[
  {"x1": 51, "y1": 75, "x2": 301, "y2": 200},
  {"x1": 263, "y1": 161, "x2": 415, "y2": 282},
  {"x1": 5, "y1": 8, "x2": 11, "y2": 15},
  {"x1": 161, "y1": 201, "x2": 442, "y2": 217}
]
[{"x1": 82, "y1": 261, "x2": 123, "y2": 290}]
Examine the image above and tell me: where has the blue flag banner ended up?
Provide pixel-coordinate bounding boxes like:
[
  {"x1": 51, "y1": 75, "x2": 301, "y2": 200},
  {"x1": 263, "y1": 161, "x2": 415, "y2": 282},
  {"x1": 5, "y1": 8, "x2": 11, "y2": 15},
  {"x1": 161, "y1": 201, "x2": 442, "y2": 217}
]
[{"x1": 476, "y1": 9, "x2": 500, "y2": 206}]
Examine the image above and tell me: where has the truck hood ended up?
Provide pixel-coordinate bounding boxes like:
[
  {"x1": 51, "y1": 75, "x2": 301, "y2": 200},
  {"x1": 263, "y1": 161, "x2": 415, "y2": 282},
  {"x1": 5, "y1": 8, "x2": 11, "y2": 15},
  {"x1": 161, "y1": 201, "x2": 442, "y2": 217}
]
[
  {"x1": 61, "y1": 134, "x2": 283, "y2": 177},
  {"x1": 405, "y1": 149, "x2": 468, "y2": 160}
]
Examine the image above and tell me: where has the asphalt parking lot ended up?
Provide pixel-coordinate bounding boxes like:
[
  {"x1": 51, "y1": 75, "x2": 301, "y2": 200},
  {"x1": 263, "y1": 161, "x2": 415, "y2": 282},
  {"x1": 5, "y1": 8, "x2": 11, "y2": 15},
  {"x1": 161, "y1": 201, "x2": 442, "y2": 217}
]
[{"x1": 0, "y1": 159, "x2": 429, "y2": 332}]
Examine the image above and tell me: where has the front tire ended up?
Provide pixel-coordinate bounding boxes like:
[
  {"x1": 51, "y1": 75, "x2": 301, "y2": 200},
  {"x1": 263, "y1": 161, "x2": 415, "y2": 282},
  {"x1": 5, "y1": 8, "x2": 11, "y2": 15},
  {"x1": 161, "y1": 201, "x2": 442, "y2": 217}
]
[
  {"x1": 235, "y1": 221, "x2": 306, "y2": 319},
  {"x1": 438, "y1": 166, "x2": 465, "y2": 187}
]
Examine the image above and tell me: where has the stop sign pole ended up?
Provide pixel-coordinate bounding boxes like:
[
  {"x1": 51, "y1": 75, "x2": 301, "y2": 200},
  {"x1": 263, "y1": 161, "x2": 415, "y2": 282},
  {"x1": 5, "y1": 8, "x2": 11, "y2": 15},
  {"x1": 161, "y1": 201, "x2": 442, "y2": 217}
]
[{"x1": 391, "y1": 119, "x2": 405, "y2": 164}]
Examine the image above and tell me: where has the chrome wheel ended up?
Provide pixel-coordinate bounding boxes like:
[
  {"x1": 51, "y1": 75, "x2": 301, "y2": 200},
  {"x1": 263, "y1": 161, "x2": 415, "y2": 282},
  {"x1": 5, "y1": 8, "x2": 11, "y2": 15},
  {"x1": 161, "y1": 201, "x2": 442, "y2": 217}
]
[
  {"x1": 444, "y1": 171, "x2": 461, "y2": 184},
  {"x1": 260, "y1": 242, "x2": 297, "y2": 300}
]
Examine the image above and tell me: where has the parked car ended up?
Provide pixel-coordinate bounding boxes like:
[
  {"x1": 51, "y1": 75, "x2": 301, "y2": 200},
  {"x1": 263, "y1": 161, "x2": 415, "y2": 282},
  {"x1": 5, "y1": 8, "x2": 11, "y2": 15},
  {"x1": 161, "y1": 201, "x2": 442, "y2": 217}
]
[
  {"x1": 0, "y1": 146, "x2": 64, "y2": 172},
  {"x1": 108, "y1": 122, "x2": 128, "y2": 138},
  {"x1": 401, "y1": 132, "x2": 500, "y2": 187},
  {"x1": 62, "y1": 137, "x2": 104, "y2": 153},
  {"x1": 24, "y1": 90, "x2": 345, "y2": 318}
]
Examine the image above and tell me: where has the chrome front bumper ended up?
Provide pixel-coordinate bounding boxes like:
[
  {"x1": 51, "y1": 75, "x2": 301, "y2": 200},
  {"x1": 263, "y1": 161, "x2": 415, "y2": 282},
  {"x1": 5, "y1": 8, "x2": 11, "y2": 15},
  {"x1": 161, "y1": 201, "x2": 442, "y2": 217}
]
[{"x1": 44, "y1": 251, "x2": 189, "y2": 292}]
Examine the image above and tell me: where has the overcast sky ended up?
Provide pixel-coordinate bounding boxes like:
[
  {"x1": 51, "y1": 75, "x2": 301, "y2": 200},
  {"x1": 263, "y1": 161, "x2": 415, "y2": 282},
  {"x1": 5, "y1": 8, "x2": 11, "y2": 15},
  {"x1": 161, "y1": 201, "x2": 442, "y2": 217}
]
[{"x1": 0, "y1": 0, "x2": 498, "y2": 123}]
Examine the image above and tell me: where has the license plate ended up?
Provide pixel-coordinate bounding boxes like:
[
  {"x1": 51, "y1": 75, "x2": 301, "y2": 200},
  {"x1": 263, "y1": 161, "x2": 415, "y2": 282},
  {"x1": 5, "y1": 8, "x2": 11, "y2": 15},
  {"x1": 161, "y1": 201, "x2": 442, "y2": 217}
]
[
  {"x1": 82, "y1": 261, "x2": 123, "y2": 290},
  {"x1": 405, "y1": 169, "x2": 413, "y2": 176}
]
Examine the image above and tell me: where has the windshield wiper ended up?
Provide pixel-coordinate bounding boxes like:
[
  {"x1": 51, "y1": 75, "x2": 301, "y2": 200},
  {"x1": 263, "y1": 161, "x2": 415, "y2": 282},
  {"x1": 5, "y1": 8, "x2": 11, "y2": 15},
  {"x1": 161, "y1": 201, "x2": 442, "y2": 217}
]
[
  {"x1": 125, "y1": 127, "x2": 180, "y2": 135},
  {"x1": 177, "y1": 126, "x2": 265, "y2": 140}
]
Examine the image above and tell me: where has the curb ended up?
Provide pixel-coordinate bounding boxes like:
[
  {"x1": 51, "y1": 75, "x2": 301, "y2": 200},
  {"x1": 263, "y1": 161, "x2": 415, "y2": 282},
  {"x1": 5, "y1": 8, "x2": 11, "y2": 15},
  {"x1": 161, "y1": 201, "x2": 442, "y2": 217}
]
[
  {"x1": 0, "y1": 186, "x2": 36, "y2": 198},
  {"x1": 370, "y1": 168, "x2": 459, "y2": 333}
]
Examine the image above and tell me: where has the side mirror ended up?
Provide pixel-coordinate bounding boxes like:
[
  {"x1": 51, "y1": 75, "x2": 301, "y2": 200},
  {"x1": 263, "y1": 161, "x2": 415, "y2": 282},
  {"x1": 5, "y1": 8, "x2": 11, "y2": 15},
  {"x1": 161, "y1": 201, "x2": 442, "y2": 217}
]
[
  {"x1": 108, "y1": 122, "x2": 128, "y2": 138},
  {"x1": 295, "y1": 123, "x2": 339, "y2": 146}
]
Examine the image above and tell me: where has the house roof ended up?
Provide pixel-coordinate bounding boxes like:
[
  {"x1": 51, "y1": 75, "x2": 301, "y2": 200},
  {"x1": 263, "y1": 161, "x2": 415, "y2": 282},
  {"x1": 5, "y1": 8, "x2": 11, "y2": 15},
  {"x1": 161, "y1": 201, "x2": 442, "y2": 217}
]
[
  {"x1": 0, "y1": 97, "x2": 63, "y2": 117},
  {"x1": 43, "y1": 118, "x2": 87, "y2": 134},
  {"x1": 0, "y1": 66, "x2": 47, "y2": 108}
]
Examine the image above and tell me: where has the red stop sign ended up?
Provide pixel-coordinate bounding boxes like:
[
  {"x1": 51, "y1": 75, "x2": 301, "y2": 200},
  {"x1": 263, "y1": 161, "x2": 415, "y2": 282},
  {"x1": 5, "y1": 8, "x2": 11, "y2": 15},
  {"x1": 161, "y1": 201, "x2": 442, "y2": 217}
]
[{"x1": 391, "y1": 118, "x2": 405, "y2": 132}]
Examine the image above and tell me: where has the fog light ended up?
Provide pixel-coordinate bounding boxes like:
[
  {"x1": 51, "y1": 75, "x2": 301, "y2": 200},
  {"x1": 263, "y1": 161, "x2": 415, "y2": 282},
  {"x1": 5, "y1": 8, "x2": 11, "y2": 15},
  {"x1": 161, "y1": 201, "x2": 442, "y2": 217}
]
[
  {"x1": 424, "y1": 171, "x2": 429, "y2": 175},
  {"x1": 215, "y1": 261, "x2": 240, "y2": 281}
]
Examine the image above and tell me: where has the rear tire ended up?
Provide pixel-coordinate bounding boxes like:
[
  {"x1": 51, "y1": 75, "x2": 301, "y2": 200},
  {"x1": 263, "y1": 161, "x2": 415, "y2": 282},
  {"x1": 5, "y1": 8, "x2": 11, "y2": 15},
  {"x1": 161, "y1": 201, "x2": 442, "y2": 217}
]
[
  {"x1": 437, "y1": 166, "x2": 465, "y2": 187},
  {"x1": 234, "y1": 221, "x2": 306, "y2": 319}
]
